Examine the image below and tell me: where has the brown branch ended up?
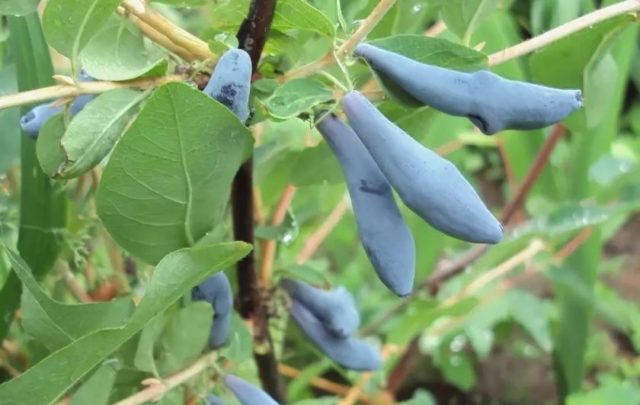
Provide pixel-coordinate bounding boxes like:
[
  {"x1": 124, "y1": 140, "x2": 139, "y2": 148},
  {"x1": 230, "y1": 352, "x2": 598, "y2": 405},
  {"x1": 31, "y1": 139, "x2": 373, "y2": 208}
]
[
  {"x1": 296, "y1": 197, "x2": 350, "y2": 264},
  {"x1": 120, "y1": 0, "x2": 211, "y2": 60},
  {"x1": 380, "y1": 125, "x2": 568, "y2": 386},
  {"x1": 501, "y1": 124, "x2": 567, "y2": 223},
  {"x1": 282, "y1": 0, "x2": 398, "y2": 81},
  {"x1": 59, "y1": 263, "x2": 92, "y2": 303},
  {"x1": 278, "y1": 364, "x2": 370, "y2": 402},
  {"x1": 385, "y1": 240, "x2": 546, "y2": 398},
  {"x1": 232, "y1": 0, "x2": 284, "y2": 402},
  {"x1": 259, "y1": 184, "x2": 297, "y2": 287},
  {"x1": 553, "y1": 227, "x2": 594, "y2": 261},
  {"x1": 114, "y1": 352, "x2": 218, "y2": 405},
  {"x1": 426, "y1": 124, "x2": 567, "y2": 292}
]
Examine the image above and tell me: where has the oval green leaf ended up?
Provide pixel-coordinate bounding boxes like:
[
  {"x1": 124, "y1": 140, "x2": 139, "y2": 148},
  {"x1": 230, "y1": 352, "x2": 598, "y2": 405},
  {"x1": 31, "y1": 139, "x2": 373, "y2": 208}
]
[
  {"x1": 96, "y1": 82, "x2": 253, "y2": 264},
  {"x1": 59, "y1": 88, "x2": 144, "y2": 178},
  {"x1": 42, "y1": 0, "x2": 122, "y2": 58},
  {"x1": 80, "y1": 19, "x2": 168, "y2": 81}
]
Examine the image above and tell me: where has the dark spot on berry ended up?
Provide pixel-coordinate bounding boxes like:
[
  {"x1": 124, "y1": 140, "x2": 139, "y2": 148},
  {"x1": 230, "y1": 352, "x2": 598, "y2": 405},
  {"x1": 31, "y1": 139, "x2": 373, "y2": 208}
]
[
  {"x1": 359, "y1": 179, "x2": 389, "y2": 196},
  {"x1": 215, "y1": 83, "x2": 238, "y2": 109}
]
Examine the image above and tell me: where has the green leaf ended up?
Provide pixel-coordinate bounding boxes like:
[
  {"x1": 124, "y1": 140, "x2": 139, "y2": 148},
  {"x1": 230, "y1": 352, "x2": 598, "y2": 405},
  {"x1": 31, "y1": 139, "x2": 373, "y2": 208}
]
[
  {"x1": 507, "y1": 290, "x2": 552, "y2": 352},
  {"x1": 42, "y1": 0, "x2": 122, "y2": 58},
  {"x1": 35, "y1": 114, "x2": 66, "y2": 177},
  {"x1": 589, "y1": 155, "x2": 637, "y2": 186},
  {"x1": 1, "y1": 13, "x2": 66, "y2": 340},
  {"x1": 434, "y1": 350, "x2": 476, "y2": 391},
  {"x1": 289, "y1": 143, "x2": 343, "y2": 186},
  {"x1": 566, "y1": 379, "x2": 640, "y2": 405},
  {"x1": 266, "y1": 79, "x2": 333, "y2": 119},
  {"x1": 0, "y1": 64, "x2": 20, "y2": 173},
  {"x1": 80, "y1": 20, "x2": 168, "y2": 81},
  {"x1": 0, "y1": 0, "x2": 39, "y2": 16},
  {"x1": 275, "y1": 0, "x2": 335, "y2": 37},
  {"x1": 368, "y1": 35, "x2": 487, "y2": 70},
  {"x1": 225, "y1": 313, "x2": 253, "y2": 364},
  {"x1": 58, "y1": 89, "x2": 144, "y2": 178},
  {"x1": 401, "y1": 390, "x2": 437, "y2": 405},
  {"x1": 212, "y1": 0, "x2": 334, "y2": 37},
  {"x1": 96, "y1": 82, "x2": 253, "y2": 264},
  {"x1": 155, "y1": 302, "x2": 212, "y2": 376},
  {"x1": 365, "y1": 35, "x2": 487, "y2": 106},
  {"x1": 255, "y1": 209, "x2": 298, "y2": 243},
  {"x1": 69, "y1": 361, "x2": 119, "y2": 405},
  {"x1": 441, "y1": 0, "x2": 500, "y2": 43},
  {"x1": 0, "y1": 242, "x2": 251, "y2": 405},
  {"x1": 388, "y1": 297, "x2": 478, "y2": 345},
  {"x1": 5, "y1": 248, "x2": 134, "y2": 351},
  {"x1": 133, "y1": 312, "x2": 166, "y2": 375}
]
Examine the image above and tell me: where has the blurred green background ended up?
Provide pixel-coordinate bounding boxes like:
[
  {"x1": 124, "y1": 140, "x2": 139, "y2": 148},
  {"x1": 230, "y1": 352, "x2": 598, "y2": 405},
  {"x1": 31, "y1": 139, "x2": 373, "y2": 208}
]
[{"x1": 1, "y1": 0, "x2": 640, "y2": 404}]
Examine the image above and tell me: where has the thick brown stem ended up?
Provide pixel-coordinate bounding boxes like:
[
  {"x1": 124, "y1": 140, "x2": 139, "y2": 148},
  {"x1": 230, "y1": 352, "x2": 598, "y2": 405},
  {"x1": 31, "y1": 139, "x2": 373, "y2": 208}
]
[{"x1": 233, "y1": 0, "x2": 285, "y2": 402}]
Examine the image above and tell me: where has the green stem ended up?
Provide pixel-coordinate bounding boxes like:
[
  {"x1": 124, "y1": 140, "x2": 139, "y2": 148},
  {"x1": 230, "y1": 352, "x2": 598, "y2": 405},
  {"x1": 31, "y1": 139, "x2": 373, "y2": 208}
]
[{"x1": 0, "y1": 13, "x2": 67, "y2": 341}]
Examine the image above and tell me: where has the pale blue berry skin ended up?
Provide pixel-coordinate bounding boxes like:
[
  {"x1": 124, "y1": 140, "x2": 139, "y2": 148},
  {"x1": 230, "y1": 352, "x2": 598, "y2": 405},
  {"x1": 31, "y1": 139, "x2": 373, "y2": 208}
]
[
  {"x1": 20, "y1": 71, "x2": 96, "y2": 138},
  {"x1": 20, "y1": 103, "x2": 63, "y2": 138},
  {"x1": 316, "y1": 114, "x2": 416, "y2": 296},
  {"x1": 342, "y1": 91, "x2": 503, "y2": 244},
  {"x1": 280, "y1": 278, "x2": 361, "y2": 337},
  {"x1": 207, "y1": 394, "x2": 224, "y2": 405},
  {"x1": 354, "y1": 43, "x2": 583, "y2": 135},
  {"x1": 203, "y1": 49, "x2": 252, "y2": 122},
  {"x1": 289, "y1": 300, "x2": 382, "y2": 371},
  {"x1": 224, "y1": 374, "x2": 278, "y2": 405},
  {"x1": 192, "y1": 272, "x2": 233, "y2": 349}
]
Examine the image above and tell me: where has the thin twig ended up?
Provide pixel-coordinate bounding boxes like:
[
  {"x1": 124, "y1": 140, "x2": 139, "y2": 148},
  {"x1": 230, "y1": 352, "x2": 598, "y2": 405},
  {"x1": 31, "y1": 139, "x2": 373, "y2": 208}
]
[
  {"x1": 335, "y1": 0, "x2": 398, "y2": 59},
  {"x1": 0, "y1": 74, "x2": 184, "y2": 110},
  {"x1": 283, "y1": 0, "x2": 398, "y2": 81},
  {"x1": 277, "y1": 364, "x2": 370, "y2": 401},
  {"x1": 424, "y1": 20, "x2": 446, "y2": 37},
  {"x1": 120, "y1": 0, "x2": 211, "y2": 60},
  {"x1": 439, "y1": 239, "x2": 546, "y2": 308},
  {"x1": 553, "y1": 227, "x2": 594, "y2": 261},
  {"x1": 296, "y1": 197, "x2": 350, "y2": 264},
  {"x1": 488, "y1": 0, "x2": 640, "y2": 66},
  {"x1": 259, "y1": 184, "x2": 297, "y2": 287},
  {"x1": 117, "y1": 6, "x2": 197, "y2": 61},
  {"x1": 426, "y1": 124, "x2": 567, "y2": 291},
  {"x1": 360, "y1": 239, "x2": 546, "y2": 336},
  {"x1": 339, "y1": 345, "x2": 393, "y2": 405},
  {"x1": 385, "y1": 223, "x2": 594, "y2": 397},
  {"x1": 114, "y1": 351, "x2": 218, "y2": 405},
  {"x1": 500, "y1": 124, "x2": 567, "y2": 223},
  {"x1": 59, "y1": 263, "x2": 92, "y2": 303},
  {"x1": 0, "y1": 357, "x2": 20, "y2": 378}
]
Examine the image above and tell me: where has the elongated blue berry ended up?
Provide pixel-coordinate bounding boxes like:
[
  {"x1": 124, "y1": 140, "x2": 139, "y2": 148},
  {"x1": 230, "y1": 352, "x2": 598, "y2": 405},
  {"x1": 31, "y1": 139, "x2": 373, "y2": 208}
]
[
  {"x1": 207, "y1": 394, "x2": 224, "y2": 405},
  {"x1": 316, "y1": 114, "x2": 416, "y2": 296},
  {"x1": 280, "y1": 278, "x2": 360, "y2": 336},
  {"x1": 20, "y1": 102, "x2": 63, "y2": 137},
  {"x1": 204, "y1": 49, "x2": 252, "y2": 122},
  {"x1": 20, "y1": 71, "x2": 96, "y2": 138},
  {"x1": 290, "y1": 300, "x2": 382, "y2": 371},
  {"x1": 343, "y1": 91, "x2": 503, "y2": 244},
  {"x1": 224, "y1": 374, "x2": 278, "y2": 405},
  {"x1": 192, "y1": 272, "x2": 233, "y2": 348},
  {"x1": 355, "y1": 43, "x2": 582, "y2": 135}
]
